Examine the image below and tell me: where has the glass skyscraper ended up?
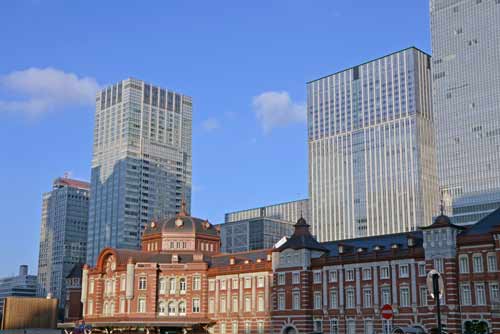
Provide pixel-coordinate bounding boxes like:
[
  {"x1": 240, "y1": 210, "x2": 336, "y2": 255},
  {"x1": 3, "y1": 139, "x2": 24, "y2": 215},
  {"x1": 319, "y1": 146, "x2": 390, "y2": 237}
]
[
  {"x1": 37, "y1": 177, "x2": 89, "y2": 308},
  {"x1": 308, "y1": 48, "x2": 439, "y2": 242},
  {"x1": 86, "y1": 78, "x2": 192, "y2": 265},
  {"x1": 224, "y1": 199, "x2": 310, "y2": 224},
  {"x1": 430, "y1": 0, "x2": 500, "y2": 208}
]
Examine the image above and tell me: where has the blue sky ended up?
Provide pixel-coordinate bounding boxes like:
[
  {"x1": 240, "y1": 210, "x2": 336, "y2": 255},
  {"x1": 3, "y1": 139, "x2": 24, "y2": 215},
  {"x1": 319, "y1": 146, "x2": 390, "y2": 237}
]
[{"x1": 0, "y1": 0, "x2": 430, "y2": 276}]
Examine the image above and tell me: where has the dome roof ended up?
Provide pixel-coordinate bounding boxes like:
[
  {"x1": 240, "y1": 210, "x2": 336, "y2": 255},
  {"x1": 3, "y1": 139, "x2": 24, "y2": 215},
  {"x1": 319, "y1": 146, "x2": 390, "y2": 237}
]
[{"x1": 144, "y1": 213, "x2": 219, "y2": 236}]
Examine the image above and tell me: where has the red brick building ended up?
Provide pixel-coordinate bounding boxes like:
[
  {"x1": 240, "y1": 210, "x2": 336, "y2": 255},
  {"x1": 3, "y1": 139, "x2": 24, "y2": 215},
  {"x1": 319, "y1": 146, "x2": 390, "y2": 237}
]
[{"x1": 78, "y1": 207, "x2": 500, "y2": 334}]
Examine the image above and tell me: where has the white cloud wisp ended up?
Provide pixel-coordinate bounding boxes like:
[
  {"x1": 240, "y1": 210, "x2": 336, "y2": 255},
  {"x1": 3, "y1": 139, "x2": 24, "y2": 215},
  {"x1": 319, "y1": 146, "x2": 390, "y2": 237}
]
[
  {"x1": 0, "y1": 67, "x2": 99, "y2": 116},
  {"x1": 252, "y1": 91, "x2": 306, "y2": 133}
]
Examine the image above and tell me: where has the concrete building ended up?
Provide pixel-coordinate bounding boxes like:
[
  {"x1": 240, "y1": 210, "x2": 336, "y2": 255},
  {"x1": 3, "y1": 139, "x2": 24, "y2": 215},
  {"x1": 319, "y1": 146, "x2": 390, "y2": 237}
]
[
  {"x1": 75, "y1": 207, "x2": 500, "y2": 334},
  {"x1": 220, "y1": 217, "x2": 294, "y2": 253},
  {"x1": 430, "y1": 0, "x2": 500, "y2": 208},
  {"x1": 452, "y1": 188, "x2": 500, "y2": 226},
  {"x1": 87, "y1": 78, "x2": 192, "y2": 265},
  {"x1": 225, "y1": 199, "x2": 310, "y2": 224},
  {"x1": 308, "y1": 47, "x2": 439, "y2": 242},
  {"x1": 37, "y1": 176, "x2": 90, "y2": 310},
  {"x1": 0, "y1": 265, "x2": 37, "y2": 319}
]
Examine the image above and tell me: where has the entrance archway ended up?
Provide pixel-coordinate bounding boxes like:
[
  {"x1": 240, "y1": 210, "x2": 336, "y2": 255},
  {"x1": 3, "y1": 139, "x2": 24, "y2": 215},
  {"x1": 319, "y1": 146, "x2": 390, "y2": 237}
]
[{"x1": 282, "y1": 326, "x2": 298, "y2": 334}]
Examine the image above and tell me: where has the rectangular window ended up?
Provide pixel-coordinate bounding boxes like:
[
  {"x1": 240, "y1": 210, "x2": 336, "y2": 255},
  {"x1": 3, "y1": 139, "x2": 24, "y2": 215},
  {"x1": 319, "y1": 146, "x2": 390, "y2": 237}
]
[
  {"x1": 278, "y1": 273, "x2": 286, "y2": 285},
  {"x1": 245, "y1": 321, "x2": 251, "y2": 334},
  {"x1": 314, "y1": 291, "x2": 322, "y2": 309},
  {"x1": 244, "y1": 277, "x2": 252, "y2": 288},
  {"x1": 232, "y1": 321, "x2": 238, "y2": 334},
  {"x1": 476, "y1": 283, "x2": 486, "y2": 305},
  {"x1": 208, "y1": 298, "x2": 215, "y2": 313},
  {"x1": 362, "y1": 268, "x2": 372, "y2": 280},
  {"x1": 278, "y1": 293, "x2": 285, "y2": 310},
  {"x1": 399, "y1": 264, "x2": 409, "y2": 278},
  {"x1": 220, "y1": 279, "x2": 227, "y2": 290},
  {"x1": 347, "y1": 319, "x2": 356, "y2": 334},
  {"x1": 232, "y1": 278, "x2": 238, "y2": 289},
  {"x1": 292, "y1": 272, "x2": 300, "y2": 284},
  {"x1": 89, "y1": 280, "x2": 95, "y2": 293},
  {"x1": 473, "y1": 254, "x2": 484, "y2": 273},
  {"x1": 490, "y1": 283, "x2": 499, "y2": 302},
  {"x1": 138, "y1": 298, "x2": 146, "y2": 313},
  {"x1": 419, "y1": 286, "x2": 428, "y2": 306},
  {"x1": 434, "y1": 258, "x2": 444, "y2": 273},
  {"x1": 382, "y1": 320, "x2": 392, "y2": 334},
  {"x1": 364, "y1": 319, "x2": 374, "y2": 334},
  {"x1": 363, "y1": 289, "x2": 372, "y2": 308},
  {"x1": 313, "y1": 271, "x2": 322, "y2": 283},
  {"x1": 245, "y1": 295, "x2": 251, "y2": 312},
  {"x1": 232, "y1": 296, "x2": 238, "y2": 312},
  {"x1": 192, "y1": 298, "x2": 200, "y2": 313},
  {"x1": 330, "y1": 319, "x2": 339, "y2": 334},
  {"x1": 258, "y1": 294, "x2": 265, "y2": 311},
  {"x1": 209, "y1": 279, "x2": 215, "y2": 291},
  {"x1": 346, "y1": 269, "x2": 355, "y2": 281},
  {"x1": 193, "y1": 276, "x2": 201, "y2": 290},
  {"x1": 220, "y1": 323, "x2": 226, "y2": 334},
  {"x1": 120, "y1": 276, "x2": 126, "y2": 291},
  {"x1": 381, "y1": 286, "x2": 392, "y2": 305},
  {"x1": 138, "y1": 276, "x2": 147, "y2": 290},
  {"x1": 488, "y1": 254, "x2": 497, "y2": 272},
  {"x1": 220, "y1": 297, "x2": 226, "y2": 312},
  {"x1": 461, "y1": 284, "x2": 471, "y2": 305},
  {"x1": 257, "y1": 321, "x2": 264, "y2": 334},
  {"x1": 292, "y1": 291, "x2": 300, "y2": 310},
  {"x1": 418, "y1": 263, "x2": 426, "y2": 277},
  {"x1": 257, "y1": 276, "x2": 265, "y2": 288},
  {"x1": 380, "y1": 267, "x2": 390, "y2": 279},
  {"x1": 313, "y1": 319, "x2": 323, "y2": 332},
  {"x1": 329, "y1": 270, "x2": 338, "y2": 282},
  {"x1": 330, "y1": 289, "x2": 338, "y2": 308},
  {"x1": 400, "y1": 287, "x2": 410, "y2": 307},
  {"x1": 346, "y1": 288, "x2": 355, "y2": 308},
  {"x1": 459, "y1": 256, "x2": 469, "y2": 273}
]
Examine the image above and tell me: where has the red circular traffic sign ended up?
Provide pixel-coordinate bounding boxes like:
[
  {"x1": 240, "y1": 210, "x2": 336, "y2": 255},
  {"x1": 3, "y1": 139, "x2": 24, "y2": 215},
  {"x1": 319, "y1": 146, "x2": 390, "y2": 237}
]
[{"x1": 381, "y1": 304, "x2": 393, "y2": 319}]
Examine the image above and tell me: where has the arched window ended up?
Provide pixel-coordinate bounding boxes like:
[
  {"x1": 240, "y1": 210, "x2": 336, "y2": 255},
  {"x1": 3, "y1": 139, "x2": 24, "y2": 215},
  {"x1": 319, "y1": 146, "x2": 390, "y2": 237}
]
[
  {"x1": 168, "y1": 301, "x2": 176, "y2": 315},
  {"x1": 158, "y1": 302, "x2": 166, "y2": 315},
  {"x1": 178, "y1": 301, "x2": 186, "y2": 315},
  {"x1": 169, "y1": 278, "x2": 176, "y2": 293},
  {"x1": 179, "y1": 278, "x2": 186, "y2": 293},
  {"x1": 109, "y1": 302, "x2": 114, "y2": 316},
  {"x1": 159, "y1": 278, "x2": 167, "y2": 294}
]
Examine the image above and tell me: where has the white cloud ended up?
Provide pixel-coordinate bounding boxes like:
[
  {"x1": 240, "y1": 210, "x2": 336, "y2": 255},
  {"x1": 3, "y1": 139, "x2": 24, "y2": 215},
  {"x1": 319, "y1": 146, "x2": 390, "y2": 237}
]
[
  {"x1": 0, "y1": 67, "x2": 99, "y2": 116},
  {"x1": 252, "y1": 91, "x2": 306, "y2": 133},
  {"x1": 201, "y1": 117, "x2": 220, "y2": 132}
]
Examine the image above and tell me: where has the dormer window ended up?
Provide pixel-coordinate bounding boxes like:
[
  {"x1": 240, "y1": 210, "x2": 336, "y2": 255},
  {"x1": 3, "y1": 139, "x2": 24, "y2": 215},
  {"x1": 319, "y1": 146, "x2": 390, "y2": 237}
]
[
  {"x1": 408, "y1": 237, "x2": 416, "y2": 247},
  {"x1": 357, "y1": 247, "x2": 365, "y2": 253},
  {"x1": 391, "y1": 244, "x2": 400, "y2": 249},
  {"x1": 229, "y1": 258, "x2": 235, "y2": 265},
  {"x1": 373, "y1": 245, "x2": 382, "y2": 251},
  {"x1": 338, "y1": 245, "x2": 345, "y2": 254}
]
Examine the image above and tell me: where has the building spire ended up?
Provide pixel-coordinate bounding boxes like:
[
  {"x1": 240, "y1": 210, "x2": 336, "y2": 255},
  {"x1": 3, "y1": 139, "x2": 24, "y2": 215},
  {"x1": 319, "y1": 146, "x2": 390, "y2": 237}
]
[{"x1": 179, "y1": 196, "x2": 187, "y2": 216}]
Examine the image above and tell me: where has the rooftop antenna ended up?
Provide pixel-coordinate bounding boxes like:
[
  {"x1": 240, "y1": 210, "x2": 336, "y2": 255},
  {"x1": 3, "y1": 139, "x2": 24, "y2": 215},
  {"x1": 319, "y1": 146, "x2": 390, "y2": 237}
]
[{"x1": 439, "y1": 195, "x2": 445, "y2": 216}]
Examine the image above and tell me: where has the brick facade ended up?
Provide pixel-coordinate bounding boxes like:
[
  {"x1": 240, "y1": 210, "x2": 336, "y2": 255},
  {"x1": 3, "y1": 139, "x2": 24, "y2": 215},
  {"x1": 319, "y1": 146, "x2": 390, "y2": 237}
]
[{"x1": 75, "y1": 208, "x2": 500, "y2": 334}]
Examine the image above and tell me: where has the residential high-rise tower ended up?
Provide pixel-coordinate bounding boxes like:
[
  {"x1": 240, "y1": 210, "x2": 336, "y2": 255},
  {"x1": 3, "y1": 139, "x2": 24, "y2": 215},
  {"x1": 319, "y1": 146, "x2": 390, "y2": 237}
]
[
  {"x1": 86, "y1": 78, "x2": 192, "y2": 265},
  {"x1": 37, "y1": 177, "x2": 89, "y2": 309},
  {"x1": 430, "y1": 0, "x2": 500, "y2": 208},
  {"x1": 308, "y1": 48, "x2": 439, "y2": 241}
]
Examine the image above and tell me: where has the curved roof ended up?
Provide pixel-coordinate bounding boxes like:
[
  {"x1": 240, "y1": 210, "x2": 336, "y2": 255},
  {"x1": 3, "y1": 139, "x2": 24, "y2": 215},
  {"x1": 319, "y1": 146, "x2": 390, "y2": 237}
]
[
  {"x1": 144, "y1": 213, "x2": 219, "y2": 237},
  {"x1": 274, "y1": 217, "x2": 328, "y2": 252}
]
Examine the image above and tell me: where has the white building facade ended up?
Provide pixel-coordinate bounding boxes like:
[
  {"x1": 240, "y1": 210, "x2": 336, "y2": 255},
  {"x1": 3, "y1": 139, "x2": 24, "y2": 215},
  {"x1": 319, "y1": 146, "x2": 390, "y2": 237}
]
[
  {"x1": 430, "y1": 0, "x2": 500, "y2": 207},
  {"x1": 86, "y1": 78, "x2": 192, "y2": 265},
  {"x1": 308, "y1": 48, "x2": 439, "y2": 242}
]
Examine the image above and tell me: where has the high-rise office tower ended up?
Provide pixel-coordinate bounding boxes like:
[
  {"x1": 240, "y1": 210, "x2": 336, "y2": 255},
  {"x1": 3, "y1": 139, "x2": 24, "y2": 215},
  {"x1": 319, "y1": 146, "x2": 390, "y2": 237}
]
[
  {"x1": 37, "y1": 177, "x2": 89, "y2": 309},
  {"x1": 308, "y1": 48, "x2": 439, "y2": 242},
  {"x1": 224, "y1": 199, "x2": 310, "y2": 224},
  {"x1": 87, "y1": 78, "x2": 192, "y2": 265},
  {"x1": 430, "y1": 0, "x2": 500, "y2": 209}
]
